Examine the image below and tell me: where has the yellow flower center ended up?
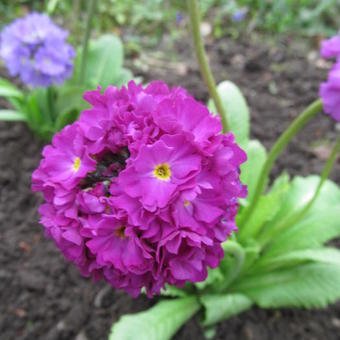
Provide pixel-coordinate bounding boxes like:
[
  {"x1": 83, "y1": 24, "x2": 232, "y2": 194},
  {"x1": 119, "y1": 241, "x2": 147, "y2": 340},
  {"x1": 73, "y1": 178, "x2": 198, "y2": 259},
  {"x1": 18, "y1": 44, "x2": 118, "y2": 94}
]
[
  {"x1": 184, "y1": 200, "x2": 190, "y2": 207},
  {"x1": 153, "y1": 163, "x2": 171, "y2": 181},
  {"x1": 115, "y1": 226, "x2": 126, "y2": 239},
  {"x1": 73, "y1": 157, "x2": 81, "y2": 172}
]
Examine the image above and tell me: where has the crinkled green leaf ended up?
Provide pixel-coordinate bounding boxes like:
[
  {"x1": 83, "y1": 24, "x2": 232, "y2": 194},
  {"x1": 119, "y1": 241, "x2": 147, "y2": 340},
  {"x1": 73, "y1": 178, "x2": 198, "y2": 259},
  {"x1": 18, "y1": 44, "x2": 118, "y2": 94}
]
[
  {"x1": 234, "y1": 262, "x2": 340, "y2": 309},
  {"x1": 201, "y1": 294, "x2": 252, "y2": 326},
  {"x1": 240, "y1": 140, "x2": 267, "y2": 202},
  {"x1": 267, "y1": 176, "x2": 340, "y2": 228},
  {"x1": 260, "y1": 177, "x2": 340, "y2": 259},
  {"x1": 264, "y1": 206, "x2": 340, "y2": 259},
  {"x1": 208, "y1": 80, "x2": 250, "y2": 146},
  {"x1": 255, "y1": 247, "x2": 340, "y2": 272},
  {"x1": 109, "y1": 297, "x2": 200, "y2": 340},
  {"x1": 0, "y1": 77, "x2": 24, "y2": 99}
]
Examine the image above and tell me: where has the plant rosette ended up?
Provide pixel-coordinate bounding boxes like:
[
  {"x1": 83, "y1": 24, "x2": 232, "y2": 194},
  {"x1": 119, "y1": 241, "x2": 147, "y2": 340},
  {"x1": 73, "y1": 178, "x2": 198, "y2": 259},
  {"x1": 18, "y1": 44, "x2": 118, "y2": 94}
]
[{"x1": 0, "y1": 12, "x2": 133, "y2": 140}]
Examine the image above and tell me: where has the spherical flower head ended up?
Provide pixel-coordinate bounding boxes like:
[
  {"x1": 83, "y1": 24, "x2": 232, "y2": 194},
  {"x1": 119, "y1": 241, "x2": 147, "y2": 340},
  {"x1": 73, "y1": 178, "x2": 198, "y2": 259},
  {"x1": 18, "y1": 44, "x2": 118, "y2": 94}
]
[
  {"x1": 321, "y1": 32, "x2": 340, "y2": 60},
  {"x1": 32, "y1": 80, "x2": 247, "y2": 297},
  {"x1": 0, "y1": 12, "x2": 75, "y2": 88},
  {"x1": 320, "y1": 31, "x2": 340, "y2": 122},
  {"x1": 320, "y1": 63, "x2": 340, "y2": 121}
]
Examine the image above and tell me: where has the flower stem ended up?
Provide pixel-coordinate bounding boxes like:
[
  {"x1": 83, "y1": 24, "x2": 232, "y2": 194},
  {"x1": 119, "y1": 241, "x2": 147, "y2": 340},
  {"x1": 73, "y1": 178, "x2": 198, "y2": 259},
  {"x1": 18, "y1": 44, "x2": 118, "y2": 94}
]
[
  {"x1": 258, "y1": 133, "x2": 340, "y2": 247},
  {"x1": 79, "y1": 0, "x2": 96, "y2": 85},
  {"x1": 187, "y1": 0, "x2": 229, "y2": 132},
  {"x1": 239, "y1": 99, "x2": 323, "y2": 228}
]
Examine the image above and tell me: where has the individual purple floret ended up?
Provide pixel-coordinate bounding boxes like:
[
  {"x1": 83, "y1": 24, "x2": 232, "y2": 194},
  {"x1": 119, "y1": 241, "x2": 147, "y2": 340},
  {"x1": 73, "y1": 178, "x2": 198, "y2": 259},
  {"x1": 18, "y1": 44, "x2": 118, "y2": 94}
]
[
  {"x1": 0, "y1": 12, "x2": 75, "y2": 88},
  {"x1": 320, "y1": 32, "x2": 340, "y2": 121},
  {"x1": 32, "y1": 81, "x2": 247, "y2": 297}
]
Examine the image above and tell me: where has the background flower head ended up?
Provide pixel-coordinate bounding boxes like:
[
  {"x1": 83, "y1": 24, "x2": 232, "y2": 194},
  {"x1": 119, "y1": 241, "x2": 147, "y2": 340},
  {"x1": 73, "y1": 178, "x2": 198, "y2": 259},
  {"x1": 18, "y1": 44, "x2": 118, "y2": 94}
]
[
  {"x1": 0, "y1": 12, "x2": 75, "y2": 88},
  {"x1": 32, "y1": 80, "x2": 247, "y2": 297},
  {"x1": 320, "y1": 32, "x2": 340, "y2": 121}
]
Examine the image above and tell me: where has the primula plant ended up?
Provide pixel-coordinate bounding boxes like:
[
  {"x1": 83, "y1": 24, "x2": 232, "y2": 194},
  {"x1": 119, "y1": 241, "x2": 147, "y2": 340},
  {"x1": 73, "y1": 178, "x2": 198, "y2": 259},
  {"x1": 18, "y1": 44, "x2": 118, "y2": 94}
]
[
  {"x1": 28, "y1": 1, "x2": 340, "y2": 339},
  {"x1": 0, "y1": 4, "x2": 132, "y2": 140}
]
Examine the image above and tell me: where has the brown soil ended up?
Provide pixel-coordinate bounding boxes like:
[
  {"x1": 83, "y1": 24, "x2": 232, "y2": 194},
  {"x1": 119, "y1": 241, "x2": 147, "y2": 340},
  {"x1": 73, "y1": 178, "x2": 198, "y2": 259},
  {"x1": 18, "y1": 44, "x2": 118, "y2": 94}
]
[{"x1": 1, "y1": 34, "x2": 340, "y2": 340}]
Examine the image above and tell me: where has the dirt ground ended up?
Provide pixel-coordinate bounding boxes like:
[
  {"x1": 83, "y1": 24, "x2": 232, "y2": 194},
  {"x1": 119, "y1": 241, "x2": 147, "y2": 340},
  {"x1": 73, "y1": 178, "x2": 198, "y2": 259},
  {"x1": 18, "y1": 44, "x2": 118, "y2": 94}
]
[{"x1": 1, "y1": 33, "x2": 340, "y2": 340}]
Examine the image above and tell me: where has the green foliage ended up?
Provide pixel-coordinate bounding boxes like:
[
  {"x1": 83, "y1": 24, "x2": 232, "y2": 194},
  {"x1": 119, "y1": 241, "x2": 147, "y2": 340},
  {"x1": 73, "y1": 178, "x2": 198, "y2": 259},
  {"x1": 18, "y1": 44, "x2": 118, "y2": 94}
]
[
  {"x1": 240, "y1": 140, "x2": 267, "y2": 202},
  {"x1": 0, "y1": 110, "x2": 26, "y2": 121},
  {"x1": 213, "y1": 0, "x2": 340, "y2": 37},
  {"x1": 200, "y1": 293, "x2": 252, "y2": 326},
  {"x1": 109, "y1": 297, "x2": 200, "y2": 340},
  {"x1": 234, "y1": 262, "x2": 340, "y2": 308},
  {"x1": 72, "y1": 34, "x2": 125, "y2": 89},
  {"x1": 0, "y1": 34, "x2": 133, "y2": 140},
  {"x1": 208, "y1": 80, "x2": 250, "y2": 146},
  {"x1": 238, "y1": 173, "x2": 290, "y2": 241}
]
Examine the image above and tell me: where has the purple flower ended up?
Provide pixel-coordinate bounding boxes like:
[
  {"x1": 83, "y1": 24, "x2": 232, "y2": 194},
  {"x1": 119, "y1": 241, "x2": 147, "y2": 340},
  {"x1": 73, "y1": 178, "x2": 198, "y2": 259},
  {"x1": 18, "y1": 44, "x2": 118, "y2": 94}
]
[
  {"x1": 320, "y1": 63, "x2": 340, "y2": 121},
  {"x1": 320, "y1": 32, "x2": 340, "y2": 121},
  {"x1": 232, "y1": 8, "x2": 247, "y2": 22},
  {"x1": 32, "y1": 80, "x2": 247, "y2": 297},
  {"x1": 321, "y1": 33, "x2": 340, "y2": 59},
  {"x1": 0, "y1": 12, "x2": 75, "y2": 88}
]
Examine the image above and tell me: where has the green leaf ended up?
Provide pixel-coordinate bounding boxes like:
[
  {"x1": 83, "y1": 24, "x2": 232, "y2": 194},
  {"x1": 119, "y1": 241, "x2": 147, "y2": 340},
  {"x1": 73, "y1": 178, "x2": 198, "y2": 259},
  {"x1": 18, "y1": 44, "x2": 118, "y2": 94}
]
[
  {"x1": 0, "y1": 77, "x2": 24, "y2": 99},
  {"x1": 266, "y1": 176, "x2": 340, "y2": 228},
  {"x1": 234, "y1": 262, "x2": 340, "y2": 309},
  {"x1": 195, "y1": 267, "x2": 224, "y2": 291},
  {"x1": 109, "y1": 297, "x2": 200, "y2": 340},
  {"x1": 263, "y1": 206, "x2": 340, "y2": 259},
  {"x1": 55, "y1": 109, "x2": 79, "y2": 131},
  {"x1": 83, "y1": 34, "x2": 124, "y2": 88},
  {"x1": 0, "y1": 110, "x2": 26, "y2": 121},
  {"x1": 161, "y1": 284, "x2": 190, "y2": 298},
  {"x1": 255, "y1": 247, "x2": 340, "y2": 272},
  {"x1": 112, "y1": 68, "x2": 134, "y2": 87},
  {"x1": 55, "y1": 85, "x2": 87, "y2": 115},
  {"x1": 46, "y1": 0, "x2": 60, "y2": 14},
  {"x1": 238, "y1": 173, "x2": 289, "y2": 240},
  {"x1": 240, "y1": 140, "x2": 267, "y2": 202},
  {"x1": 261, "y1": 176, "x2": 340, "y2": 258},
  {"x1": 23, "y1": 90, "x2": 54, "y2": 139},
  {"x1": 201, "y1": 294, "x2": 252, "y2": 326},
  {"x1": 208, "y1": 80, "x2": 250, "y2": 146}
]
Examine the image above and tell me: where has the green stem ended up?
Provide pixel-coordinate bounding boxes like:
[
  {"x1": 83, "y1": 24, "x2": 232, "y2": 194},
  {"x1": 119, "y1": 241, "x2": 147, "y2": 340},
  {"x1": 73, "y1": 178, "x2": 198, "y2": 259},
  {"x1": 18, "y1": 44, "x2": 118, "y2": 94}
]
[
  {"x1": 187, "y1": 0, "x2": 229, "y2": 132},
  {"x1": 79, "y1": 0, "x2": 95, "y2": 85},
  {"x1": 239, "y1": 99, "x2": 323, "y2": 229},
  {"x1": 217, "y1": 241, "x2": 245, "y2": 293},
  {"x1": 258, "y1": 134, "x2": 340, "y2": 247}
]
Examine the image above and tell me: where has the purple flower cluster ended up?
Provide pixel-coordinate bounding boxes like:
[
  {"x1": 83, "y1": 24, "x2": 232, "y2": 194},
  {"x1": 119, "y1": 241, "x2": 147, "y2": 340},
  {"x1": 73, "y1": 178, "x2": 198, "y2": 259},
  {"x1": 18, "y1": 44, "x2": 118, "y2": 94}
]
[
  {"x1": 320, "y1": 33, "x2": 340, "y2": 121},
  {"x1": 0, "y1": 13, "x2": 75, "y2": 88},
  {"x1": 32, "y1": 81, "x2": 247, "y2": 297}
]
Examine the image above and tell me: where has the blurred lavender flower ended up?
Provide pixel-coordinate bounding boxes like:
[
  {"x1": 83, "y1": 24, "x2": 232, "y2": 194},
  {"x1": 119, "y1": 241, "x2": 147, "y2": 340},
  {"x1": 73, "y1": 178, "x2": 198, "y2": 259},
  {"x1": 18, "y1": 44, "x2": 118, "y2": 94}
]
[
  {"x1": 232, "y1": 8, "x2": 248, "y2": 22},
  {"x1": 0, "y1": 12, "x2": 75, "y2": 88},
  {"x1": 176, "y1": 11, "x2": 183, "y2": 25}
]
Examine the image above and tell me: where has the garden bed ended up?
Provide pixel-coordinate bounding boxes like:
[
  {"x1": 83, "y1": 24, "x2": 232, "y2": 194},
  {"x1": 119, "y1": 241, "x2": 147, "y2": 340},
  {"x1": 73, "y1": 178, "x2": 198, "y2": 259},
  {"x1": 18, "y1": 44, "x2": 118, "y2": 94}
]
[{"x1": 1, "y1": 35, "x2": 339, "y2": 340}]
